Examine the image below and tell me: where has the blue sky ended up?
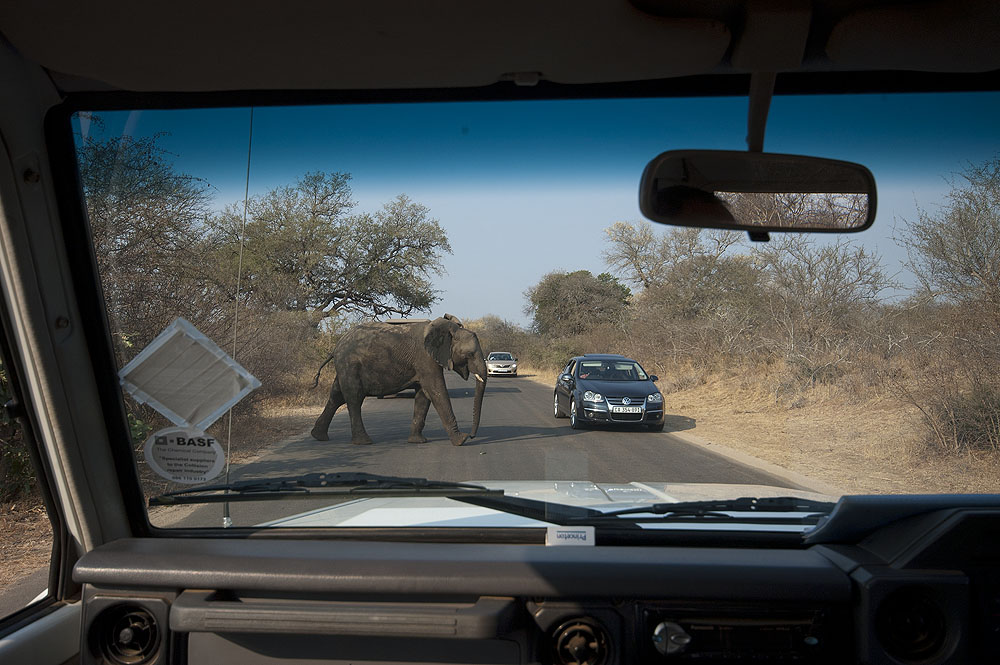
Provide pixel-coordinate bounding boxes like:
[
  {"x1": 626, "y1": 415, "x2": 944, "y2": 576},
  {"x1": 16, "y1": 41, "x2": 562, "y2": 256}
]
[{"x1": 78, "y1": 93, "x2": 1000, "y2": 326}]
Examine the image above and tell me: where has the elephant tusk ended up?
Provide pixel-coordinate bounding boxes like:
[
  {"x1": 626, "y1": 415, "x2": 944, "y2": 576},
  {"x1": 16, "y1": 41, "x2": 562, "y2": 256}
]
[{"x1": 474, "y1": 373, "x2": 485, "y2": 383}]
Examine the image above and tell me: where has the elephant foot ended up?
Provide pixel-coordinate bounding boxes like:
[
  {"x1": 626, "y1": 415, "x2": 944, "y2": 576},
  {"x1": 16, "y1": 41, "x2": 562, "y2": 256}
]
[
  {"x1": 450, "y1": 433, "x2": 470, "y2": 447},
  {"x1": 310, "y1": 427, "x2": 329, "y2": 441},
  {"x1": 352, "y1": 435, "x2": 374, "y2": 446},
  {"x1": 408, "y1": 435, "x2": 428, "y2": 444}
]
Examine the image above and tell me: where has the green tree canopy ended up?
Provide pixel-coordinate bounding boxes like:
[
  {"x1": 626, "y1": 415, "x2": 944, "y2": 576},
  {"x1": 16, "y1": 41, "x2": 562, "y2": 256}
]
[
  {"x1": 524, "y1": 270, "x2": 630, "y2": 336},
  {"x1": 207, "y1": 172, "x2": 452, "y2": 319}
]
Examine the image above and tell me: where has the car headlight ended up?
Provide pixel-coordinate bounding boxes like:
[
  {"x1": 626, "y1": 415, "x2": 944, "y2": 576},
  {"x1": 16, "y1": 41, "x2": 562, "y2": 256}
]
[
  {"x1": 647, "y1": 392, "x2": 663, "y2": 403},
  {"x1": 583, "y1": 391, "x2": 603, "y2": 402},
  {"x1": 511, "y1": 363, "x2": 517, "y2": 368}
]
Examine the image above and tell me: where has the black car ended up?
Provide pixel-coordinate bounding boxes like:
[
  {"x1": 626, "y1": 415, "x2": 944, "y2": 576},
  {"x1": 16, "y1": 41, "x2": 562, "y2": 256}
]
[{"x1": 553, "y1": 354, "x2": 665, "y2": 431}]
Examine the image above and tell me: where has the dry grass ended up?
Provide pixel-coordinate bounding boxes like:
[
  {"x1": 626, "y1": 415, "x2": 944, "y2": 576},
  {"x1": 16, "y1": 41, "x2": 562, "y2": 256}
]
[
  {"x1": 516, "y1": 363, "x2": 561, "y2": 386},
  {"x1": 0, "y1": 500, "x2": 52, "y2": 591},
  {"x1": 664, "y1": 378, "x2": 1000, "y2": 495}
]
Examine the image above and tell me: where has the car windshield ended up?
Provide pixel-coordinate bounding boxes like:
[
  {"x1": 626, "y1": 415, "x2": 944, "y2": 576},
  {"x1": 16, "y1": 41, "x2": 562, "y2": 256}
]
[
  {"x1": 68, "y1": 92, "x2": 1000, "y2": 532},
  {"x1": 577, "y1": 361, "x2": 648, "y2": 381}
]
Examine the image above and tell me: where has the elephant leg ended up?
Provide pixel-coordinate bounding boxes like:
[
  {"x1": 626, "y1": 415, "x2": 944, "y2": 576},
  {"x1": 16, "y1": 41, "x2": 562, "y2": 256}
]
[
  {"x1": 345, "y1": 392, "x2": 373, "y2": 445},
  {"x1": 424, "y1": 381, "x2": 469, "y2": 447},
  {"x1": 311, "y1": 380, "x2": 346, "y2": 441},
  {"x1": 408, "y1": 390, "x2": 431, "y2": 443}
]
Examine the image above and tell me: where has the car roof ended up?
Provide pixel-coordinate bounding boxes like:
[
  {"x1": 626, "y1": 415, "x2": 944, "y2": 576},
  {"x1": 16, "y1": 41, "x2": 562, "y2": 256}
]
[
  {"x1": 578, "y1": 355, "x2": 635, "y2": 362},
  {"x1": 1, "y1": 1, "x2": 998, "y2": 96}
]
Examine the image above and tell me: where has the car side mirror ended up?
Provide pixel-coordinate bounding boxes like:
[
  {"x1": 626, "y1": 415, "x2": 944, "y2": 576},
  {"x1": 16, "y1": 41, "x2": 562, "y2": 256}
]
[
  {"x1": 650, "y1": 375, "x2": 659, "y2": 382},
  {"x1": 560, "y1": 374, "x2": 572, "y2": 382}
]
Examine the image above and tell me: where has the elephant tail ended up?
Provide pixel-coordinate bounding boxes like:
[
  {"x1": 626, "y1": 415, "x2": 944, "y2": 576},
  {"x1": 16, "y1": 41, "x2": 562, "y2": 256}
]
[{"x1": 311, "y1": 355, "x2": 336, "y2": 389}]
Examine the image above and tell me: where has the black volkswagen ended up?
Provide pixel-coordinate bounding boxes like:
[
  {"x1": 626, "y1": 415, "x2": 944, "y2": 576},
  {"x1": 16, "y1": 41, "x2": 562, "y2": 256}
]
[{"x1": 553, "y1": 354, "x2": 665, "y2": 431}]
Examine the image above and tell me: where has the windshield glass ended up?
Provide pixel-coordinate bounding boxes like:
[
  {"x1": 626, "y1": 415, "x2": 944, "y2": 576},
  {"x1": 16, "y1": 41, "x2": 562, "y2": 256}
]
[
  {"x1": 70, "y1": 93, "x2": 1000, "y2": 531},
  {"x1": 578, "y1": 361, "x2": 648, "y2": 381}
]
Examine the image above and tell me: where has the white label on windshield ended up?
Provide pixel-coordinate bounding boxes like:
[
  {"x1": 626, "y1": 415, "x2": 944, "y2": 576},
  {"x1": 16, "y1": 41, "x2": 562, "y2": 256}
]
[
  {"x1": 144, "y1": 427, "x2": 225, "y2": 484},
  {"x1": 545, "y1": 526, "x2": 595, "y2": 546}
]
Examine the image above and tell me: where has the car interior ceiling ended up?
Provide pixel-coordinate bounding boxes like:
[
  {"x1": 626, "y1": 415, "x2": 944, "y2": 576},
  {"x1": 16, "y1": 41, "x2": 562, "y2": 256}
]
[{"x1": 1, "y1": 2, "x2": 1000, "y2": 665}]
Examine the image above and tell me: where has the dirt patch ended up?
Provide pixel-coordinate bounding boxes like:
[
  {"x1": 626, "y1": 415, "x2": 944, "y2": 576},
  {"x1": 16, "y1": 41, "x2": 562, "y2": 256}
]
[{"x1": 0, "y1": 499, "x2": 52, "y2": 593}]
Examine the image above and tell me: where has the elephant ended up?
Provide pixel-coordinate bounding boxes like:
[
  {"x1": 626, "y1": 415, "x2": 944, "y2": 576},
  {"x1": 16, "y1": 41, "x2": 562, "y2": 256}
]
[{"x1": 310, "y1": 314, "x2": 487, "y2": 446}]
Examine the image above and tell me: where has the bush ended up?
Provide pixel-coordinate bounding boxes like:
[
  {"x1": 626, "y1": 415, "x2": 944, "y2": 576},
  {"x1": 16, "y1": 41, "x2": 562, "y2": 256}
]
[{"x1": 924, "y1": 382, "x2": 1000, "y2": 454}]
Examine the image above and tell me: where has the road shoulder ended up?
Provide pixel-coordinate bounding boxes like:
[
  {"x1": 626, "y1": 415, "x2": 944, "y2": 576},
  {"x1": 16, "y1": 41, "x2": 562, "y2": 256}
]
[{"x1": 667, "y1": 430, "x2": 843, "y2": 497}]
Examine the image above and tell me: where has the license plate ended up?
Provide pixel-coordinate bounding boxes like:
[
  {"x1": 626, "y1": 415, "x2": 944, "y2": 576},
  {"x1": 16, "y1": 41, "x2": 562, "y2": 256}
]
[{"x1": 611, "y1": 406, "x2": 642, "y2": 413}]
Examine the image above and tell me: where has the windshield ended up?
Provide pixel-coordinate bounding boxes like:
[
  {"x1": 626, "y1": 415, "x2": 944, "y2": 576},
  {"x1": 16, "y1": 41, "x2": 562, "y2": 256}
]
[
  {"x1": 577, "y1": 361, "x2": 648, "y2": 381},
  {"x1": 68, "y1": 93, "x2": 1000, "y2": 532}
]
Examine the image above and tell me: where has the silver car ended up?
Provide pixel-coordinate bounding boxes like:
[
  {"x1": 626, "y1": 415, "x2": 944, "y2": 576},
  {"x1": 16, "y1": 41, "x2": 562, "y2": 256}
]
[{"x1": 486, "y1": 352, "x2": 518, "y2": 377}]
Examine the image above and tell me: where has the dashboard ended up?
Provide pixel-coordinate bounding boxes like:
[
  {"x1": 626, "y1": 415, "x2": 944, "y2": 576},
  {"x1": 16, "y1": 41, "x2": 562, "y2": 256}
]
[{"x1": 73, "y1": 505, "x2": 1000, "y2": 665}]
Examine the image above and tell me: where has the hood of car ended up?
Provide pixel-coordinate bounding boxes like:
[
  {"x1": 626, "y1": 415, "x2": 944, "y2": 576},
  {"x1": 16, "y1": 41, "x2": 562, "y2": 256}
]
[
  {"x1": 576, "y1": 378, "x2": 657, "y2": 397},
  {"x1": 263, "y1": 481, "x2": 834, "y2": 529}
]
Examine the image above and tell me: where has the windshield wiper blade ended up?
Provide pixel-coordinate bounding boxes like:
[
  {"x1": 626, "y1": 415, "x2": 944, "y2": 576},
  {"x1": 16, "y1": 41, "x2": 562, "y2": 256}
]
[
  {"x1": 565, "y1": 496, "x2": 836, "y2": 524},
  {"x1": 148, "y1": 472, "x2": 504, "y2": 506}
]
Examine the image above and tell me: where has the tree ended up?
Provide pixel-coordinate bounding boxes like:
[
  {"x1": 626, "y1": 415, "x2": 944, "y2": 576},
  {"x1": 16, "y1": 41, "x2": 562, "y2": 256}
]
[
  {"x1": 898, "y1": 158, "x2": 1000, "y2": 318},
  {"x1": 524, "y1": 270, "x2": 630, "y2": 336},
  {"x1": 603, "y1": 221, "x2": 742, "y2": 291},
  {"x1": 207, "y1": 173, "x2": 452, "y2": 319},
  {"x1": 77, "y1": 119, "x2": 214, "y2": 358},
  {"x1": 751, "y1": 236, "x2": 894, "y2": 376}
]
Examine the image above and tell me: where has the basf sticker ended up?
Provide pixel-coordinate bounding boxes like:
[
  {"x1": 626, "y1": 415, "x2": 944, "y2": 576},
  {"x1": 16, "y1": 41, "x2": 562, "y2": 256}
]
[
  {"x1": 144, "y1": 427, "x2": 225, "y2": 484},
  {"x1": 545, "y1": 526, "x2": 596, "y2": 546}
]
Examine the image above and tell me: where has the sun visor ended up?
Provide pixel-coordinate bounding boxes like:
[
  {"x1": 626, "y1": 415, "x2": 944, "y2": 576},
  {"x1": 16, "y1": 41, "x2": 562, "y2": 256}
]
[
  {"x1": 827, "y1": 0, "x2": 1000, "y2": 72},
  {"x1": 119, "y1": 318, "x2": 261, "y2": 432}
]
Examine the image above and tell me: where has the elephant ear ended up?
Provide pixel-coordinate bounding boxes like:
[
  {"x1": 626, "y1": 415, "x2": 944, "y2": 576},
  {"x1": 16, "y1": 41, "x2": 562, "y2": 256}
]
[
  {"x1": 443, "y1": 313, "x2": 463, "y2": 327},
  {"x1": 424, "y1": 317, "x2": 458, "y2": 369}
]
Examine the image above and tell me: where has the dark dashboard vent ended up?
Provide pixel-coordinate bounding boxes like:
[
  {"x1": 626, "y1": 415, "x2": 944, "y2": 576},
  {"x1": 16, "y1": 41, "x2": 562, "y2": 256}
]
[
  {"x1": 874, "y1": 587, "x2": 948, "y2": 663},
  {"x1": 552, "y1": 618, "x2": 611, "y2": 665},
  {"x1": 91, "y1": 605, "x2": 161, "y2": 665}
]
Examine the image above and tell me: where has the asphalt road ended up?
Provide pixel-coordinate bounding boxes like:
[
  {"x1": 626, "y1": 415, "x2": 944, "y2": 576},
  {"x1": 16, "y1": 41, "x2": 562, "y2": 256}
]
[{"x1": 160, "y1": 372, "x2": 807, "y2": 528}]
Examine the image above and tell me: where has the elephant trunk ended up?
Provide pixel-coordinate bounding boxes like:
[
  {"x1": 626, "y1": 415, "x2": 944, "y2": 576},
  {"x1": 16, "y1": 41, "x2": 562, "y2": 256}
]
[{"x1": 470, "y1": 361, "x2": 486, "y2": 438}]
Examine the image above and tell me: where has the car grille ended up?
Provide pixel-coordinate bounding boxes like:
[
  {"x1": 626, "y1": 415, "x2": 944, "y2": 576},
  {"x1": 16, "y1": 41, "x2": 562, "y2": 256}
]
[{"x1": 606, "y1": 396, "x2": 646, "y2": 406}]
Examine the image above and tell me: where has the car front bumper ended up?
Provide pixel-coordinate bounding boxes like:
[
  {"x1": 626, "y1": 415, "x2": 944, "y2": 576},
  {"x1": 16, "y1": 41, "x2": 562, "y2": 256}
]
[
  {"x1": 487, "y1": 365, "x2": 517, "y2": 375},
  {"x1": 580, "y1": 401, "x2": 664, "y2": 425}
]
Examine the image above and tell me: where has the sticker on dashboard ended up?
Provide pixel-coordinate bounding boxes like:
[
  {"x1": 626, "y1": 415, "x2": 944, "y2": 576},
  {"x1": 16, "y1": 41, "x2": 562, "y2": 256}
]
[{"x1": 545, "y1": 526, "x2": 596, "y2": 546}]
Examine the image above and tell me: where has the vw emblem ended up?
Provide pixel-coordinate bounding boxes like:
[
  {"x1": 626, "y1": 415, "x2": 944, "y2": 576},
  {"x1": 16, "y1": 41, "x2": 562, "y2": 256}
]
[{"x1": 622, "y1": 397, "x2": 631, "y2": 405}]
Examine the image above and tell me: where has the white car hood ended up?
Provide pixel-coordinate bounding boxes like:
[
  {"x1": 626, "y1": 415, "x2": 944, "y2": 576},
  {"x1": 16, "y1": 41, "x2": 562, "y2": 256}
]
[{"x1": 263, "y1": 481, "x2": 835, "y2": 531}]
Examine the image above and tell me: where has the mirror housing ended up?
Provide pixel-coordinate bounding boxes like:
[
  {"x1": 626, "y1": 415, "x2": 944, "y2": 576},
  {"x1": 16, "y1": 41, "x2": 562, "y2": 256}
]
[{"x1": 639, "y1": 150, "x2": 876, "y2": 234}]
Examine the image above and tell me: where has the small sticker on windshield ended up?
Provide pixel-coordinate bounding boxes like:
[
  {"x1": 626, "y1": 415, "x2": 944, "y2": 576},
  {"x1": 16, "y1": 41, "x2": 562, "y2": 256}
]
[
  {"x1": 545, "y1": 526, "x2": 595, "y2": 546},
  {"x1": 144, "y1": 427, "x2": 225, "y2": 484}
]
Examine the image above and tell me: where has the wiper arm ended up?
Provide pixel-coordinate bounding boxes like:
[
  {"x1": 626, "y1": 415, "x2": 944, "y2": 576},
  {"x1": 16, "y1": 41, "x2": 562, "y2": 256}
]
[
  {"x1": 565, "y1": 496, "x2": 836, "y2": 524},
  {"x1": 149, "y1": 472, "x2": 504, "y2": 506}
]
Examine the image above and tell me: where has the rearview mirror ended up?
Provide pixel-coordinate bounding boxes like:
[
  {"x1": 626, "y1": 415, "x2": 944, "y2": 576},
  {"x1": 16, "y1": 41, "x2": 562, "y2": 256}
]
[{"x1": 639, "y1": 150, "x2": 876, "y2": 235}]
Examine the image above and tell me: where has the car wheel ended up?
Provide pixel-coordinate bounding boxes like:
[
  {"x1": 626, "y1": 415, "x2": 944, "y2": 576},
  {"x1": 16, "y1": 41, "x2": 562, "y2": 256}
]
[
  {"x1": 647, "y1": 422, "x2": 664, "y2": 432},
  {"x1": 570, "y1": 400, "x2": 582, "y2": 429},
  {"x1": 553, "y1": 393, "x2": 566, "y2": 418}
]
